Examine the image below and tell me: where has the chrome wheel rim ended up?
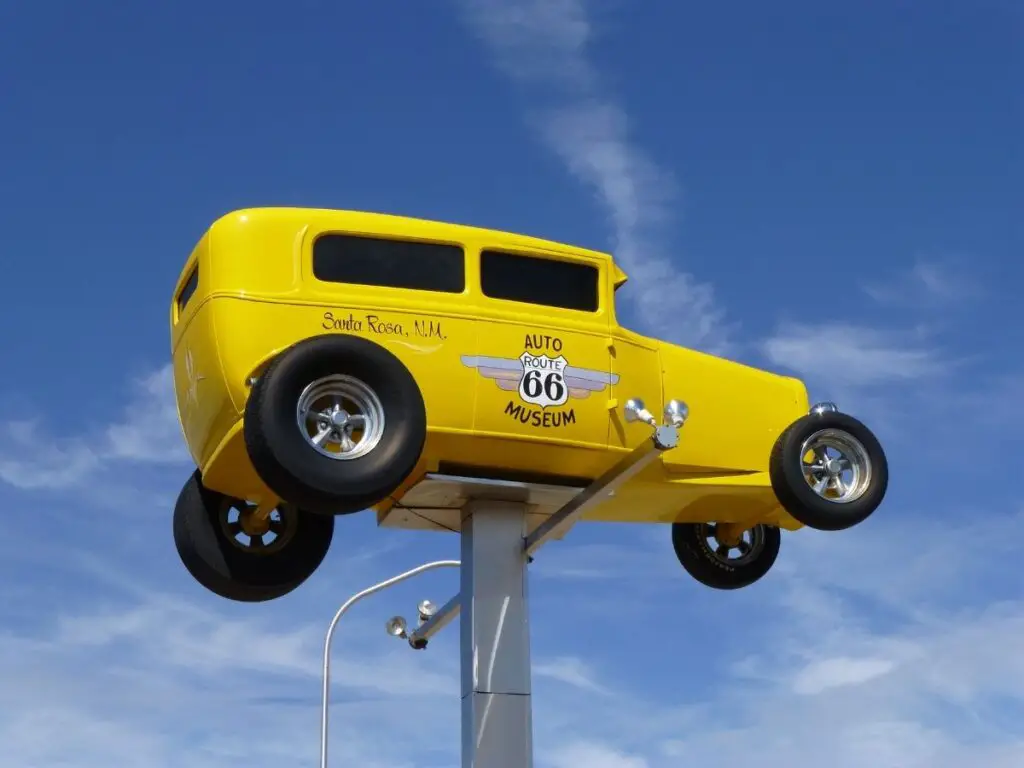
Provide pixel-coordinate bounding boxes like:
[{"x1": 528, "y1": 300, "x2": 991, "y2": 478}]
[
  {"x1": 799, "y1": 428, "x2": 872, "y2": 504},
  {"x1": 218, "y1": 500, "x2": 296, "y2": 554},
  {"x1": 295, "y1": 374, "x2": 385, "y2": 461},
  {"x1": 698, "y1": 523, "x2": 766, "y2": 566}
]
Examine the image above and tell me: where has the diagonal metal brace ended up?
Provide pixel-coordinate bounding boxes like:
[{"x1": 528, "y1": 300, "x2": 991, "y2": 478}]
[
  {"x1": 398, "y1": 402, "x2": 686, "y2": 650},
  {"x1": 523, "y1": 424, "x2": 680, "y2": 558},
  {"x1": 406, "y1": 593, "x2": 461, "y2": 649}
]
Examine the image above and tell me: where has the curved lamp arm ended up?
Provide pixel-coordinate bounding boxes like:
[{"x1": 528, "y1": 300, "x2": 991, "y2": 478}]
[{"x1": 320, "y1": 559, "x2": 461, "y2": 768}]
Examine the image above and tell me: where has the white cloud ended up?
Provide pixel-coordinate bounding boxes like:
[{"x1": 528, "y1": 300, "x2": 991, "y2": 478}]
[
  {"x1": 532, "y1": 510, "x2": 1024, "y2": 766},
  {"x1": 0, "y1": 708, "x2": 168, "y2": 768},
  {"x1": 0, "y1": 419, "x2": 102, "y2": 490},
  {"x1": 761, "y1": 321, "x2": 945, "y2": 389},
  {"x1": 758, "y1": 313, "x2": 1013, "y2": 449},
  {"x1": 455, "y1": 0, "x2": 596, "y2": 91},
  {"x1": 3, "y1": 476, "x2": 1024, "y2": 766},
  {"x1": 0, "y1": 362, "x2": 188, "y2": 491},
  {"x1": 534, "y1": 655, "x2": 610, "y2": 694},
  {"x1": 0, "y1": 575, "x2": 463, "y2": 768},
  {"x1": 544, "y1": 741, "x2": 650, "y2": 768},
  {"x1": 50, "y1": 590, "x2": 459, "y2": 698},
  {"x1": 455, "y1": 0, "x2": 732, "y2": 354},
  {"x1": 756, "y1": 258, "x2": 990, "y2": 428},
  {"x1": 863, "y1": 257, "x2": 982, "y2": 307},
  {"x1": 791, "y1": 656, "x2": 897, "y2": 695},
  {"x1": 104, "y1": 364, "x2": 188, "y2": 464}
]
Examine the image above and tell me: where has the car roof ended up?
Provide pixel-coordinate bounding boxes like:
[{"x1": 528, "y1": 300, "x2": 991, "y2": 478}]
[
  {"x1": 209, "y1": 207, "x2": 631, "y2": 289},
  {"x1": 214, "y1": 206, "x2": 615, "y2": 262}
]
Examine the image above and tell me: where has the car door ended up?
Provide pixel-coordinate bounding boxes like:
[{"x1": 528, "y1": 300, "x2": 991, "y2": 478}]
[
  {"x1": 461, "y1": 245, "x2": 614, "y2": 449},
  {"x1": 607, "y1": 327, "x2": 664, "y2": 451}
]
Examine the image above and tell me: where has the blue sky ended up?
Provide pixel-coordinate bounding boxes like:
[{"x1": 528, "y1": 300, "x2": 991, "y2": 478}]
[{"x1": 1, "y1": 1, "x2": 1021, "y2": 765}]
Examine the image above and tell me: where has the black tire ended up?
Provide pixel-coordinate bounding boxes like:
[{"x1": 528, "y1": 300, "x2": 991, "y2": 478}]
[
  {"x1": 244, "y1": 334, "x2": 427, "y2": 515},
  {"x1": 671, "y1": 522, "x2": 781, "y2": 590},
  {"x1": 769, "y1": 410, "x2": 888, "y2": 532},
  {"x1": 173, "y1": 470, "x2": 334, "y2": 603}
]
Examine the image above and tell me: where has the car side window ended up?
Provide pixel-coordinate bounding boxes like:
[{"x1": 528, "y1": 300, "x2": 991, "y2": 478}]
[
  {"x1": 313, "y1": 234, "x2": 465, "y2": 293},
  {"x1": 479, "y1": 250, "x2": 599, "y2": 312}
]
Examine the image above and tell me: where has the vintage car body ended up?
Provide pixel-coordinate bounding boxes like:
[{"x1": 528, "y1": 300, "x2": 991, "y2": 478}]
[
  {"x1": 169, "y1": 207, "x2": 887, "y2": 601},
  {"x1": 172, "y1": 207, "x2": 810, "y2": 528}
]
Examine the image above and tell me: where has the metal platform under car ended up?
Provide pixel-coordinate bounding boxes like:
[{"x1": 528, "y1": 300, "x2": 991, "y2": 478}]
[{"x1": 378, "y1": 471, "x2": 589, "y2": 539}]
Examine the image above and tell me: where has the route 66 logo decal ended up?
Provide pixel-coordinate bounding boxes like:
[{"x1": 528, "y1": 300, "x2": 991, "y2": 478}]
[
  {"x1": 460, "y1": 347, "x2": 619, "y2": 422},
  {"x1": 517, "y1": 352, "x2": 568, "y2": 408}
]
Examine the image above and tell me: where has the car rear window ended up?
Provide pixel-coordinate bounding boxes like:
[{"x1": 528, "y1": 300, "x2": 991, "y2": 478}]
[
  {"x1": 313, "y1": 234, "x2": 465, "y2": 293},
  {"x1": 480, "y1": 250, "x2": 599, "y2": 312},
  {"x1": 177, "y1": 265, "x2": 199, "y2": 315}
]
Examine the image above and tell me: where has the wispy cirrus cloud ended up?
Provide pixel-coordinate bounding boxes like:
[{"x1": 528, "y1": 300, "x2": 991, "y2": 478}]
[
  {"x1": 790, "y1": 655, "x2": 898, "y2": 696},
  {"x1": 755, "y1": 259, "x2": 1017, "y2": 465},
  {"x1": 541, "y1": 510, "x2": 1024, "y2": 766},
  {"x1": 455, "y1": 0, "x2": 597, "y2": 92},
  {"x1": 862, "y1": 256, "x2": 984, "y2": 308},
  {"x1": 454, "y1": 0, "x2": 733, "y2": 354},
  {"x1": 543, "y1": 741, "x2": 650, "y2": 768},
  {"x1": 0, "y1": 363, "x2": 187, "y2": 492},
  {"x1": 760, "y1": 255, "x2": 990, "y2": 403},
  {"x1": 760, "y1": 322, "x2": 946, "y2": 391},
  {"x1": 103, "y1": 364, "x2": 186, "y2": 464},
  {"x1": 0, "y1": 418, "x2": 103, "y2": 490},
  {"x1": 0, "y1": 545, "x2": 463, "y2": 768},
  {"x1": 3, "y1": 478, "x2": 1023, "y2": 766},
  {"x1": 51, "y1": 592, "x2": 459, "y2": 698},
  {"x1": 534, "y1": 655, "x2": 611, "y2": 695}
]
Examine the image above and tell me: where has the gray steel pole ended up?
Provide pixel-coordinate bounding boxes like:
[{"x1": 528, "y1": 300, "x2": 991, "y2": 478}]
[{"x1": 460, "y1": 500, "x2": 534, "y2": 767}]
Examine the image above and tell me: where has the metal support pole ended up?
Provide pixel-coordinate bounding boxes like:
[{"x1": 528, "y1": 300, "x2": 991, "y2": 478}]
[{"x1": 460, "y1": 499, "x2": 533, "y2": 768}]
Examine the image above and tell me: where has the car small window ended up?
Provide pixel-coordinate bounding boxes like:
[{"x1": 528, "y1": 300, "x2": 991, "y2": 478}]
[
  {"x1": 480, "y1": 250, "x2": 599, "y2": 312},
  {"x1": 177, "y1": 265, "x2": 199, "y2": 315},
  {"x1": 313, "y1": 234, "x2": 465, "y2": 293}
]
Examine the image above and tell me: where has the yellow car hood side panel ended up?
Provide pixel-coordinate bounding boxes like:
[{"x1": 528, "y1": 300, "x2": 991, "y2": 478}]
[{"x1": 657, "y1": 344, "x2": 809, "y2": 474}]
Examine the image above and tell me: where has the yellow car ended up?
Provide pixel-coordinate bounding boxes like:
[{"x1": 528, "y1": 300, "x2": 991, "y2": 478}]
[{"x1": 169, "y1": 207, "x2": 888, "y2": 602}]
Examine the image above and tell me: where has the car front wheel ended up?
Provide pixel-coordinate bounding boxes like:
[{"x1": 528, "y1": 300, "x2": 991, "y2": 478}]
[{"x1": 769, "y1": 409, "x2": 888, "y2": 532}]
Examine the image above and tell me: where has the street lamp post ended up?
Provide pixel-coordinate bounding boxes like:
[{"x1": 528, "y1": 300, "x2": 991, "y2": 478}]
[{"x1": 319, "y1": 559, "x2": 461, "y2": 768}]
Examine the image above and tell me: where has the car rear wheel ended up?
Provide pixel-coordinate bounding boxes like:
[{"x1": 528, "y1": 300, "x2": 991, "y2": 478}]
[
  {"x1": 243, "y1": 334, "x2": 427, "y2": 515},
  {"x1": 769, "y1": 409, "x2": 888, "y2": 531},
  {"x1": 671, "y1": 521, "x2": 781, "y2": 590},
  {"x1": 173, "y1": 470, "x2": 334, "y2": 602}
]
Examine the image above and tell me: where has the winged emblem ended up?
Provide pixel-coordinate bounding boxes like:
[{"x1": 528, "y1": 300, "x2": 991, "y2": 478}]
[{"x1": 461, "y1": 354, "x2": 619, "y2": 401}]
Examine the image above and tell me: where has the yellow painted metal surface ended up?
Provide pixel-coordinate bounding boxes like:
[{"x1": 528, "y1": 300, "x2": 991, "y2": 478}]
[{"x1": 170, "y1": 207, "x2": 811, "y2": 530}]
